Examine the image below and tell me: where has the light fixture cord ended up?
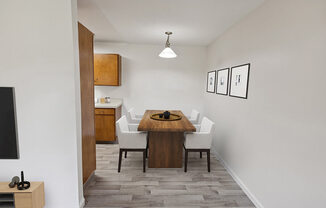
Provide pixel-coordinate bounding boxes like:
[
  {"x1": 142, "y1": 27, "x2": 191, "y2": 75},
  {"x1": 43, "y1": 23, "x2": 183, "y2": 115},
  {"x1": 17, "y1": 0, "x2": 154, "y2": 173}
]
[{"x1": 165, "y1": 35, "x2": 170, "y2": 48}]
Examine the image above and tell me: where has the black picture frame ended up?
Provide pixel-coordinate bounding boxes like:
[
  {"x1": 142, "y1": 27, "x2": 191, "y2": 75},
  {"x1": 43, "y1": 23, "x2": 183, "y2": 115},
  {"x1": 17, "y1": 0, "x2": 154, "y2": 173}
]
[
  {"x1": 229, "y1": 63, "x2": 250, "y2": 99},
  {"x1": 216, "y1": 68, "x2": 230, "y2": 96},
  {"x1": 206, "y1": 70, "x2": 216, "y2": 93}
]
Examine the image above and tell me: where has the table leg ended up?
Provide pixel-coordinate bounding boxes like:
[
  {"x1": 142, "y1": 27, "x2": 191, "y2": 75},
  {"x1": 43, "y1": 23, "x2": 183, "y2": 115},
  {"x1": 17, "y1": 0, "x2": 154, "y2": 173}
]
[{"x1": 148, "y1": 132, "x2": 184, "y2": 168}]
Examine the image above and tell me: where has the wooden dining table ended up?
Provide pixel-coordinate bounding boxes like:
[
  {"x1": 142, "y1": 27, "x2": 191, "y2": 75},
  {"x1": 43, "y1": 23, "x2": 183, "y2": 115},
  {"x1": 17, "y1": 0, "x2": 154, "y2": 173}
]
[{"x1": 138, "y1": 110, "x2": 196, "y2": 168}]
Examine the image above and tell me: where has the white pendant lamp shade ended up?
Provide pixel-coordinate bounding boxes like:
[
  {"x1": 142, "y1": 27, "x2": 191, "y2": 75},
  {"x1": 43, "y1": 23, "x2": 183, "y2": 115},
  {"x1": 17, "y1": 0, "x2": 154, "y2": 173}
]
[
  {"x1": 159, "y1": 47, "x2": 177, "y2": 58},
  {"x1": 159, "y1": 32, "x2": 177, "y2": 58}
]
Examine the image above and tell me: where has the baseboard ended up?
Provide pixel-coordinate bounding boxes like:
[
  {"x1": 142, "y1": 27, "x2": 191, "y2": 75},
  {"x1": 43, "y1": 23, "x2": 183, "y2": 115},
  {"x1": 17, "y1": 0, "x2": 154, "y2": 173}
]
[
  {"x1": 83, "y1": 170, "x2": 96, "y2": 191},
  {"x1": 81, "y1": 171, "x2": 95, "y2": 208},
  {"x1": 79, "y1": 197, "x2": 85, "y2": 208},
  {"x1": 211, "y1": 147, "x2": 264, "y2": 208}
]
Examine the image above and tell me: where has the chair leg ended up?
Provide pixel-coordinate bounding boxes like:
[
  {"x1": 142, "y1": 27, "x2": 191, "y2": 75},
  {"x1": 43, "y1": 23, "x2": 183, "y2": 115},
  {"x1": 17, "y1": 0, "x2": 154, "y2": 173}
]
[
  {"x1": 207, "y1": 150, "x2": 210, "y2": 172},
  {"x1": 184, "y1": 149, "x2": 188, "y2": 172},
  {"x1": 200, "y1": 152, "x2": 202, "y2": 158},
  {"x1": 146, "y1": 136, "x2": 149, "y2": 158},
  {"x1": 124, "y1": 151, "x2": 127, "y2": 158},
  {"x1": 118, "y1": 149, "x2": 123, "y2": 172},
  {"x1": 143, "y1": 150, "x2": 146, "y2": 172}
]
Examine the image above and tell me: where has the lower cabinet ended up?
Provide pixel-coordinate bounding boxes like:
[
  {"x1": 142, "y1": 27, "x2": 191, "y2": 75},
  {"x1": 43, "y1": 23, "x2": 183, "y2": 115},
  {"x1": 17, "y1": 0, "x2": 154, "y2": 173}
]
[
  {"x1": 0, "y1": 182, "x2": 44, "y2": 208},
  {"x1": 95, "y1": 106, "x2": 121, "y2": 142}
]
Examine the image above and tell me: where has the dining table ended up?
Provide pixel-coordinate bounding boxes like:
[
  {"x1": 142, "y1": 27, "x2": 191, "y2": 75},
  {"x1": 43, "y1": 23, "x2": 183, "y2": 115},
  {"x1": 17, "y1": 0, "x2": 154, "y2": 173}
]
[{"x1": 138, "y1": 110, "x2": 196, "y2": 168}]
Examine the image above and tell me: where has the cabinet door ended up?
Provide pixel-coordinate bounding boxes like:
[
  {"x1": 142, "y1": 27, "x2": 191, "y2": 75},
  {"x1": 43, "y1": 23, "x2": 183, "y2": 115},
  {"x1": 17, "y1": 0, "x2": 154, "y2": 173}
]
[
  {"x1": 95, "y1": 114, "x2": 116, "y2": 141},
  {"x1": 14, "y1": 193, "x2": 32, "y2": 208},
  {"x1": 94, "y1": 54, "x2": 121, "y2": 86}
]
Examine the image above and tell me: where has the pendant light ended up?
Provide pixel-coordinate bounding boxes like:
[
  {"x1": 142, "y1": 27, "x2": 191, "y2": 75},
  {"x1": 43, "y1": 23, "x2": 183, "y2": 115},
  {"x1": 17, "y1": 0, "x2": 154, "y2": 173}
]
[{"x1": 159, "y1": 32, "x2": 177, "y2": 58}]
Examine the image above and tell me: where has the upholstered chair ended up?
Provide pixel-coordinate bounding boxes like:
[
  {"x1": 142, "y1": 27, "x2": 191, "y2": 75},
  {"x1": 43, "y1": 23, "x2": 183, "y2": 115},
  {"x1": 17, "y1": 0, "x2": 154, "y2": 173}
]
[
  {"x1": 116, "y1": 116, "x2": 147, "y2": 172},
  {"x1": 127, "y1": 107, "x2": 143, "y2": 123},
  {"x1": 184, "y1": 117, "x2": 215, "y2": 172},
  {"x1": 187, "y1": 109, "x2": 200, "y2": 124}
]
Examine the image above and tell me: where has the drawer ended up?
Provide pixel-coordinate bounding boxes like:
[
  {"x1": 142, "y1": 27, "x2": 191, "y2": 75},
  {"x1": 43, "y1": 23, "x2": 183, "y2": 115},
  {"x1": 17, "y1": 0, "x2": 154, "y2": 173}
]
[{"x1": 95, "y1": 108, "x2": 115, "y2": 115}]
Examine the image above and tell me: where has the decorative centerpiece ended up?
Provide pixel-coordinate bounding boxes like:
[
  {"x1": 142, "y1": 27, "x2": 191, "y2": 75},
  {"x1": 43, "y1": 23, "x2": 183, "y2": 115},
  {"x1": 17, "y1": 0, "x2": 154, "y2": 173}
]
[
  {"x1": 163, "y1": 111, "x2": 170, "y2": 119},
  {"x1": 150, "y1": 111, "x2": 182, "y2": 121}
]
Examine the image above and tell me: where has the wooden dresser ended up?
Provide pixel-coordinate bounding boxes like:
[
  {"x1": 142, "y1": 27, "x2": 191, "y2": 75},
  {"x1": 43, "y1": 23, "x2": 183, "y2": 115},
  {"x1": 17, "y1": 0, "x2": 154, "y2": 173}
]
[{"x1": 0, "y1": 182, "x2": 44, "y2": 208}]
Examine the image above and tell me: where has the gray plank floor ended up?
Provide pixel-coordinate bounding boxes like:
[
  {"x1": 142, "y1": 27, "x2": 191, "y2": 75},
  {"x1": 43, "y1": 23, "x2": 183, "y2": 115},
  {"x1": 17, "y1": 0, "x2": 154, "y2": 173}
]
[{"x1": 84, "y1": 144, "x2": 255, "y2": 208}]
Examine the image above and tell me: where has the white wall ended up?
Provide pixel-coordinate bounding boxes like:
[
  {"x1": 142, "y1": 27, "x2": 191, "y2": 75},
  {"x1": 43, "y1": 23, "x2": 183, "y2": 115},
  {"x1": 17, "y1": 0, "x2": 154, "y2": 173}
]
[
  {"x1": 204, "y1": 0, "x2": 326, "y2": 207},
  {"x1": 0, "y1": 0, "x2": 83, "y2": 207},
  {"x1": 94, "y1": 42, "x2": 206, "y2": 116},
  {"x1": 71, "y1": 0, "x2": 85, "y2": 206}
]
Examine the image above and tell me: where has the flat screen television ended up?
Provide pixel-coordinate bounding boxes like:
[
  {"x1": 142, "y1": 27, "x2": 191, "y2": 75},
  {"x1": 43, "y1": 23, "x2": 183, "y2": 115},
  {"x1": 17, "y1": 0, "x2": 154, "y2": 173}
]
[{"x1": 0, "y1": 87, "x2": 19, "y2": 159}]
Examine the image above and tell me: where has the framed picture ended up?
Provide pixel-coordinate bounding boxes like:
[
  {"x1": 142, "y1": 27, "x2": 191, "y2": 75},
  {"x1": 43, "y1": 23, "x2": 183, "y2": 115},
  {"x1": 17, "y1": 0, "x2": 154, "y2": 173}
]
[
  {"x1": 216, "y1": 68, "x2": 230, "y2": 95},
  {"x1": 206, "y1": 70, "x2": 216, "y2": 93},
  {"x1": 229, "y1": 63, "x2": 250, "y2": 99}
]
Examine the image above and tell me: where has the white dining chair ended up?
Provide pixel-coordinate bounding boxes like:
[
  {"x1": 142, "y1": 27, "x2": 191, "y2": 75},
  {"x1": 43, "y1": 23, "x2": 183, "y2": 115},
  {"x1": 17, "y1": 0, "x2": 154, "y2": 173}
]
[
  {"x1": 187, "y1": 109, "x2": 200, "y2": 124},
  {"x1": 116, "y1": 115, "x2": 147, "y2": 172},
  {"x1": 184, "y1": 117, "x2": 215, "y2": 172},
  {"x1": 127, "y1": 107, "x2": 143, "y2": 124}
]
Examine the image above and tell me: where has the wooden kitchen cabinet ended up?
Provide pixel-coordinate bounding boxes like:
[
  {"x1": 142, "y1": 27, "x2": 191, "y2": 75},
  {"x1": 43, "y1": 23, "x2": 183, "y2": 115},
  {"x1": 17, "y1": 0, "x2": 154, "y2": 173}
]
[
  {"x1": 94, "y1": 54, "x2": 121, "y2": 86},
  {"x1": 95, "y1": 106, "x2": 121, "y2": 142}
]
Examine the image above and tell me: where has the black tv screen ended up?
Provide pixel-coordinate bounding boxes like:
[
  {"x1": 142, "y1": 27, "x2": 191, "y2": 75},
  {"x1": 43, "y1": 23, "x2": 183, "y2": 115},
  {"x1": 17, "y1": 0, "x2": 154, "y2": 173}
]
[{"x1": 0, "y1": 87, "x2": 19, "y2": 159}]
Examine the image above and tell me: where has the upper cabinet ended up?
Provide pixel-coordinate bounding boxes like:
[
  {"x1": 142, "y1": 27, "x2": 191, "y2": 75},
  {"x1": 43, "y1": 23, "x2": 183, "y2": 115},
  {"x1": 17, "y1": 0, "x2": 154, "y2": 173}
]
[{"x1": 94, "y1": 54, "x2": 121, "y2": 86}]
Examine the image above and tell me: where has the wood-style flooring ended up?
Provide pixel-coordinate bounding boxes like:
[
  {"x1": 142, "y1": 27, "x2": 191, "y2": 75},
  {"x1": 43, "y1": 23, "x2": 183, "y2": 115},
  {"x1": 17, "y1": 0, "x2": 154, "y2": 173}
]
[{"x1": 84, "y1": 144, "x2": 255, "y2": 208}]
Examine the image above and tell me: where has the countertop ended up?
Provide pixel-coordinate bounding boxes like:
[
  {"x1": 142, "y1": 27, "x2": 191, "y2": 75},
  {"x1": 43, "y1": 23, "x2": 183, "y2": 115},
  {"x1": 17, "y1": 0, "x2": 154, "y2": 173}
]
[{"x1": 95, "y1": 98, "x2": 122, "y2": 109}]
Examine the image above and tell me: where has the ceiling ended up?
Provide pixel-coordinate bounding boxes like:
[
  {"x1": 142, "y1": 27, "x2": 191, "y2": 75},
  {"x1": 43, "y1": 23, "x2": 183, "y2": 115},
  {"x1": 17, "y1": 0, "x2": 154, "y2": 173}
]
[{"x1": 77, "y1": 0, "x2": 265, "y2": 46}]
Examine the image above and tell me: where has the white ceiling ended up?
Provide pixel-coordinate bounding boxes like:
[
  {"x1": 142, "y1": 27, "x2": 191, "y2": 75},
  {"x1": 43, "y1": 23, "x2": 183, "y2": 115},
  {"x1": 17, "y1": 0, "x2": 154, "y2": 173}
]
[{"x1": 78, "y1": 0, "x2": 265, "y2": 46}]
